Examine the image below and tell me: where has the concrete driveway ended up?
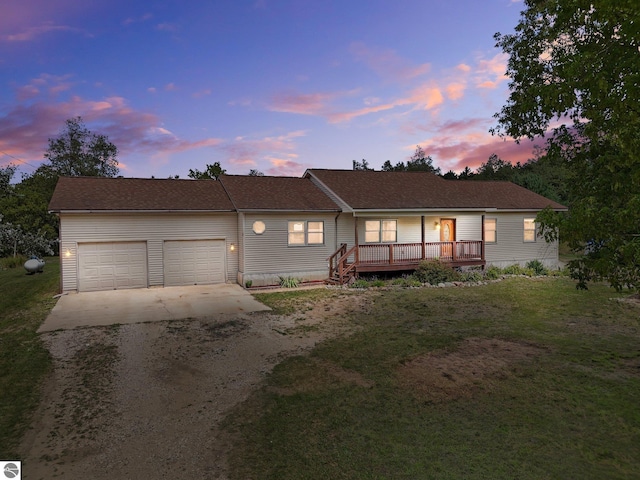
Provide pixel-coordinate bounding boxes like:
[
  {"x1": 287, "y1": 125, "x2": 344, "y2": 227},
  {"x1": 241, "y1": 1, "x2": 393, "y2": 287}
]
[{"x1": 39, "y1": 284, "x2": 271, "y2": 332}]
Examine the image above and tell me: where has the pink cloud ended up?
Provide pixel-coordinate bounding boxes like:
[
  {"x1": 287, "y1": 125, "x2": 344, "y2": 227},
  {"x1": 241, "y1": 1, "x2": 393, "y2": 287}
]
[
  {"x1": 219, "y1": 131, "x2": 306, "y2": 169},
  {"x1": 445, "y1": 82, "x2": 465, "y2": 101},
  {"x1": 350, "y1": 42, "x2": 430, "y2": 82},
  {"x1": 474, "y1": 53, "x2": 508, "y2": 89},
  {"x1": 327, "y1": 103, "x2": 397, "y2": 123},
  {"x1": 269, "y1": 91, "x2": 338, "y2": 116},
  {"x1": 266, "y1": 157, "x2": 310, "y2": 176},
  {"x1": 420, "y1": 132, "x2": 544, "y2": 172},
  {"x1": 407, "y1": 84, "x2": 444, "y2": 110},
  {"x1": 0, "y1": 93, "x2": 223, "y2": 170}
]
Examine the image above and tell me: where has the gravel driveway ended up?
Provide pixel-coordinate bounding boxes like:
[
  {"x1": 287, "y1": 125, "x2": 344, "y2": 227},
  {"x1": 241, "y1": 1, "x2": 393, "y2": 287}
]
[{"x1": 20, "y1": 291, "x2": 362, "y2": 480}]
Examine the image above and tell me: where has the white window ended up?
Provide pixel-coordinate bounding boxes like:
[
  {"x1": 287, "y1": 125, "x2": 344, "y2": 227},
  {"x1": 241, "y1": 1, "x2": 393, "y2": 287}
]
[
  {"x1": 288, "y1": 221, "x2": 324, "y2": 246},
  {"x1": 523, "y1": 218, "x2": 536, "y2": 242},
  {"x1": 485, "y1": 218, "x2": 497, "y2": 243},
  {"x1": 365, "y1": 219, "x2": 397, "y2": 243},
  {"x1": 307, "y1": 221, "x2": 324, "y2": 244}
]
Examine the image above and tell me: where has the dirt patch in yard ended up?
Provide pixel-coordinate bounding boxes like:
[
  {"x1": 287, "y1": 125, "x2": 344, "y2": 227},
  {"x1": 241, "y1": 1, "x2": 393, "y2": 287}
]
[
  {"x1": 19, "y1": 289, "x2": 367, "y2": 480},
  {"x1": 397, "y1": 338, "x2": 544, "y2": 403}
]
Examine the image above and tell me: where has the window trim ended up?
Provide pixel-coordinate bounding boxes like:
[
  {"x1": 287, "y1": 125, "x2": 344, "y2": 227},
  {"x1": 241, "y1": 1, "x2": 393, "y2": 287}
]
[
  {"x1": 364, "y1": 219, "x2": 397, "y2": 244},
  {"x1": 523, "y1": 218, "x2": 536, "y2": 243},
  {"x1": 287, "y1": 220, "x2": 325, "y2": 246},
  {"x1": 485, "y1": 218, "x2": 497, "y2": 243}
]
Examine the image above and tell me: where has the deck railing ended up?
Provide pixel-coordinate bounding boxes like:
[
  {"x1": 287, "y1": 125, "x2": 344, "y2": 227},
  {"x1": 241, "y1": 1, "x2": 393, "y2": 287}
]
[
  {"x1": 357, "y1": 240, "x2": 483, "y2": 265},
  {"x1": 328, "y1": 240, "x2": 484, "y2": 283}
]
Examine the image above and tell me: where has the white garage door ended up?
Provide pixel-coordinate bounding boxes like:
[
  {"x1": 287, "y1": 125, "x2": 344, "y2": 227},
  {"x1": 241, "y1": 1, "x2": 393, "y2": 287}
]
[
  {"x1": 78, "y1": 242, "x2": 148, "y2": 292},
  {"x1": 163, "y1": 240, "x2": 226, "y2": 286}
]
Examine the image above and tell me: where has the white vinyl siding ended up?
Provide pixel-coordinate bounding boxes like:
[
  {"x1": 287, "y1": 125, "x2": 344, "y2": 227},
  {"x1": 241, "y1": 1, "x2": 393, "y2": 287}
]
[
  {"x1": 485, "y1": 213, "x2": 558, "y2": 266},
  {"x1": 242, "y1": 213, "x2": 335, "y2": 279},
  {"x1": 58, "y1": 213, "x2": 237, "y2": 292}
]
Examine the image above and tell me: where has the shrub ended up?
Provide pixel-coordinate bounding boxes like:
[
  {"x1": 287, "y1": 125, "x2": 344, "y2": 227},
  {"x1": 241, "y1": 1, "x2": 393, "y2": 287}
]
[
  {"x1": 526, "y1": 259, "x2": 548, "y2": 276},
  {"x1": 0, "y1": 255, "x2": 27, "y2": 269},
  {"x1": 279, "y1": 276, "x2": 300, "y2": 288},
  {"x1": 484, "y1": 265, "x2": 502, "y2": 280},
  {"x1": 350, "y1": 279, "x2": 370, "y2": 289},
  {"x1": 414, "y1": 260, "x2": 461, "y2": 285},
  {"x1": 503, "y1": 264, "x2": 526, "y2": 275},
  {"x1": 459, "y1": 270, "x2": 484, "y2": 283}
]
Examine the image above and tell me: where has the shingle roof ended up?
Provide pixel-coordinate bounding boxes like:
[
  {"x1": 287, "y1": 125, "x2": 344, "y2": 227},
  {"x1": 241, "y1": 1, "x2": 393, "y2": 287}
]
[
  {"x1": 307, "y1": 169, "x2": 567, "y2": 210},
  {"x1": 48, "y1": 176, "x2": 235, "y2": 212},
  {"x1": 219, "y1": 175, "x2": 340, "y2": 211}
]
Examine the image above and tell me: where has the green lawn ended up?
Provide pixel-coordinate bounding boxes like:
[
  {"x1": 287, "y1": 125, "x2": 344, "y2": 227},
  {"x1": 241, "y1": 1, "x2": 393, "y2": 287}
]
[
  {"x1": 225, "y1": 278, "x2": 640, "y2": 480},
  {"x1": 0, "y1": 258, "x2": 58, "y2": 458}
]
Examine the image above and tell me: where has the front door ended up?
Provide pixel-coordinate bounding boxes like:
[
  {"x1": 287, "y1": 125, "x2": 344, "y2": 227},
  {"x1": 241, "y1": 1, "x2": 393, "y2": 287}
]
[{"x1": 440, "y1": 219, "x2": 455, "y2": 259}]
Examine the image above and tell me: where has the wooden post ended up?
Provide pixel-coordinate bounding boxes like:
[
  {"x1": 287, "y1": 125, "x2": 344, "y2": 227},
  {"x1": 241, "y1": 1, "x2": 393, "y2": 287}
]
[
  {"x1": 389, "y1": 244, "x2": 394, "y2": 265},
  {"x1": 481, "y1": 214, "x2": 485, "y2": 261},
  {"x1": 354, "y1": 217, "x2": 359, "y2": 263},
  {"x1": 421, "y1": 216, "x2": 426, "y2": 260}
]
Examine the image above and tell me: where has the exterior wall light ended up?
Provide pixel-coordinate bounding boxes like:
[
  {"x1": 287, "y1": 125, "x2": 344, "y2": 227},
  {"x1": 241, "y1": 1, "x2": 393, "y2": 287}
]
[
  {"x1": 434, "y1": 221, "x2": 440, "y2": 230},
  {"x1": 230, "y1": 243, "x2": 235, "y2": 251}
]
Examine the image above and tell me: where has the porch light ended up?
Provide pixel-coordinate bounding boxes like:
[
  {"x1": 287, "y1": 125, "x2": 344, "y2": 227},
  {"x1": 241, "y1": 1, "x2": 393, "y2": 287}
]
[
  {"x1": 434, "y1": 221, "x2": 440, "y2": 230},
  {"x1": 230, "y1": 243, "x2": 235, "y2": 251},
  {"x1": 65, "y1": 249, "x2": 71, "y2": 257}
]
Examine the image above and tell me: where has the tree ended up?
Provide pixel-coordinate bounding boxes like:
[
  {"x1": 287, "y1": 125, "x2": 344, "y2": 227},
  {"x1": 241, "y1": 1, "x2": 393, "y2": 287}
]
[
  {"x1": 474, "y1": 154, "x2": 513, "y2": 181},
  {"x1": 188, "y1": 162, "x2": 226, "y2": 180},
  {"x1": 493, "y1": 0, "x2": 640, "y2": 291},
  {"x1": 457, "y1": 166, "x2": 474, "y2": 180},
  {"x1": 352, "y1": 159, "x2": 373, "y2": 171},
  {"x1": 381, "y1": 160, "x2": 406, "y2": 172},
  {"x1": 44, "y1": 117, "x2": 119, "y2": 177},
  {"x1": 407, "y1": 146, "x2": 440, "y2": 174},
  {"x1": 0, "y1": 164, "x2": 16, "y2": 199}
]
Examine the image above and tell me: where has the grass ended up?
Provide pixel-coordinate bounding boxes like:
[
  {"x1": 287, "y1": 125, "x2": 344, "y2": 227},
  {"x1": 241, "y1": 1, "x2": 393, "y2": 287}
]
[
  {"x1": 224, "y1": 277, "x2": 640, "y2": 479},
  {"x1": 0, "y1": 257, "x2": 59, "y2": 459}
]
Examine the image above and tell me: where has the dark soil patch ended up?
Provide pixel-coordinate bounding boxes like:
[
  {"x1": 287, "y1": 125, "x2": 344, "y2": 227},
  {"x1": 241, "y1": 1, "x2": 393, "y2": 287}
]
[{"x1": 397, "y1": 338, "x2": 544, "y2": 403}]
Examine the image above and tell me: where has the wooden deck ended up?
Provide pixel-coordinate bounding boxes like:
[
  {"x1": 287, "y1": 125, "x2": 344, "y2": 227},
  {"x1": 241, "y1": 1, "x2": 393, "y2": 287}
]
[{"x1": 328, "y1": 241, "x2": 485, "y2": 284}]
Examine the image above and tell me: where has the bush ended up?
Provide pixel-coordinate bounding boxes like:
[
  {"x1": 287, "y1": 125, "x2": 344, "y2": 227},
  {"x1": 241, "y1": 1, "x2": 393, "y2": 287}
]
[
  {"x1": 503, "y1": 264, "x2": 526, "y2": 275},
  {"x1": 0, "y1": 255, "x2": 27, "y2": 269},
  {"x1": 459, "y1": 270, "x2": 484, "y2": 283},
  {"x1": 279, "y1": 276, "x2": 300, "y2": 288},
  {"x1": 526, "y1": 259, "x2": 548, "y2": 276},
  {"x1": 484, "y1": 265, "x2": 502, "y2": 280},
  {"x1": 415, "y1": 260, "x2": 461, "y2": 285},
  {"x1": 350, "y1": 279, "x2": 370, "y2": 289}
]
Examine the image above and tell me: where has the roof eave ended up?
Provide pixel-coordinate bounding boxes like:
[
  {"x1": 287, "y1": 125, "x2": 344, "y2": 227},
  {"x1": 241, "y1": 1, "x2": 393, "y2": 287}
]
[{"x1": 50, "y1": 209, "x2": 236, "y2": 214}]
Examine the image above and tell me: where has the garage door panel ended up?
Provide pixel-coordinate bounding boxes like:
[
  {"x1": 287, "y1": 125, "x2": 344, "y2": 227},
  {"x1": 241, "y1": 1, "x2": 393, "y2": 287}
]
[
  {"x1": 163, "y1": 240, "x2": 226, "y2": 286},
  {"x1": 78, "y1": 242, "x2": 147, "y2": 292}
]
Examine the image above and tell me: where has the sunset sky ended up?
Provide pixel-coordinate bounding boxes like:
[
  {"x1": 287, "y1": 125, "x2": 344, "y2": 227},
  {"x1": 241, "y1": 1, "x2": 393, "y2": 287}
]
[{"x1": 0, "y1": 0, "x2": 539, "y2": 179}]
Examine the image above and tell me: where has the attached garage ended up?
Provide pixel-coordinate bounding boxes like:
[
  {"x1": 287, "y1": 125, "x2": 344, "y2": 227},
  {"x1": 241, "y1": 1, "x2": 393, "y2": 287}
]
[
  {"x1": 78, "y1": 242, "x2": 148, "y2": 292},
  {"x1": 49, "y1": 177, "x2": 238, "y2": 293},
  {"x1": 163, "y1": 239, "x2": 226, "y2": 286}
]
